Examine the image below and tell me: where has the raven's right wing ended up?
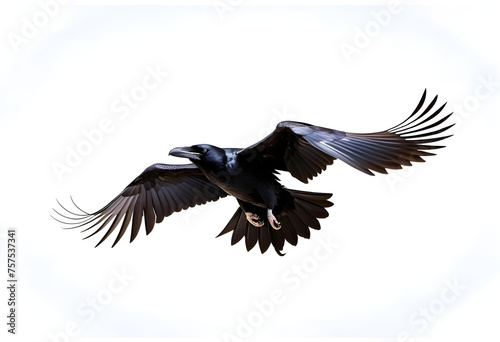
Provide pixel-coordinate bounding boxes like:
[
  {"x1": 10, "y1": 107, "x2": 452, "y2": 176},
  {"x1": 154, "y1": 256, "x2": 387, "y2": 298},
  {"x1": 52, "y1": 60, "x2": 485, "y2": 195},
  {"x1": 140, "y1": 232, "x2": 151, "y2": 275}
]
[
  {"x1": 237, "y1": 90, "x2": 454, "y2": 182},
  {"x1": 53, "y1": 163, "x2": 228, "y2": 247}
]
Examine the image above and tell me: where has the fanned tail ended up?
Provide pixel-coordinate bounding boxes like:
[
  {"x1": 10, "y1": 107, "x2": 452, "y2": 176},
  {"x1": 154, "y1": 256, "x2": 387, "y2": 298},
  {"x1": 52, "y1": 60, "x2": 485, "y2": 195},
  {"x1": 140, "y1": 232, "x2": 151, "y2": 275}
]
[{"x1": 216, "y1": 189, "x2": 333, "y2": 256}]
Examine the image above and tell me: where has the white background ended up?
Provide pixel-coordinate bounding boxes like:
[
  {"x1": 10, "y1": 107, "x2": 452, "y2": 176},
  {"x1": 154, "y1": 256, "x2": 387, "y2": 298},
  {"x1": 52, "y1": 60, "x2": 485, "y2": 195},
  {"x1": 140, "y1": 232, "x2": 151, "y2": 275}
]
[{"x1": 1, "y1": 1, "x2": 499, "y2": 342}]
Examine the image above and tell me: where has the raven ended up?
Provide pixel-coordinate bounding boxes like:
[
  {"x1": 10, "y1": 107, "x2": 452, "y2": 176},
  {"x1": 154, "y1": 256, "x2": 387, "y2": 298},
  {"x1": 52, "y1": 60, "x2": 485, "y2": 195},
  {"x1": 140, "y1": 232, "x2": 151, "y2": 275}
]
[{"x1": 54, "y1": 90, "x2": 453, "y2": 255}]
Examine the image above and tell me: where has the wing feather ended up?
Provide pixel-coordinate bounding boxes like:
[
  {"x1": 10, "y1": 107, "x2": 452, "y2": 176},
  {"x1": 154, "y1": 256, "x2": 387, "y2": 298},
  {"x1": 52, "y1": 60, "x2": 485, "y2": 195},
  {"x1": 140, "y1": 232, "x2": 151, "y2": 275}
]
[
  {"x1": 237, "y1": 89, "x2": 453, "y2": 180},
  {"x1": 55, "y1": 163, "x2": 227, "y2": 246}
]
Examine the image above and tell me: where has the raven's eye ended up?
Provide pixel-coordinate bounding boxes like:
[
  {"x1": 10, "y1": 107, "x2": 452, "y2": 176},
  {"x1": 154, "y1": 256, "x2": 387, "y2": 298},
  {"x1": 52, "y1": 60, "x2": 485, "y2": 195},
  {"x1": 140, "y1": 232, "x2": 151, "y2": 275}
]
[{"x1": 195, "y1": 147, "x2": 208, "y2": 154}]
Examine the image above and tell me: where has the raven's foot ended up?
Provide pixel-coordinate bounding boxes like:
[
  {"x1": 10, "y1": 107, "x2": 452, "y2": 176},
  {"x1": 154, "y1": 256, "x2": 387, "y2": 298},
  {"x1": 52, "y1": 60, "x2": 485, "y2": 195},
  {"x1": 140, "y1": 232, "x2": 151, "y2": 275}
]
[
  {"x1": 267, "y1": 209, "x2": 281, "y2": 230},
  {"x1": 246, "y1": 212, "x2": 264, "y2": 227}
]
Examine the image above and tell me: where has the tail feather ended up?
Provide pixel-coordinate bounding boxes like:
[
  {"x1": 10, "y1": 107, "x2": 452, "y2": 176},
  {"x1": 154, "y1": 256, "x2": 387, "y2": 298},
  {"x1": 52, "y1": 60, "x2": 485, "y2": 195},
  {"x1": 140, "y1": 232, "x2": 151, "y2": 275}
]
[
  {"x1": 258, "y1": 225, "x2": 272, "y2": 253},
  {"x1": 216, "y1": 209, "x2": 240, "y2": 238},
  {"x1": 280, "y1": 215, "x2": 298, "y2": 245},
  {"x1": 216, "y1": 189, "x2": 333, "y2": 255},
  {"x1": 231, "y1": 211, "x2": 247, "y2": 245},
  {"x1": 292, "y1": 200, "x2": 321, "y2": 229},
  {"x1": 245, "y1": 223, "x2": 259, "y2": 251},
  {"x1": 270, "y1": 228, "x2": 286, "y2": 256}
]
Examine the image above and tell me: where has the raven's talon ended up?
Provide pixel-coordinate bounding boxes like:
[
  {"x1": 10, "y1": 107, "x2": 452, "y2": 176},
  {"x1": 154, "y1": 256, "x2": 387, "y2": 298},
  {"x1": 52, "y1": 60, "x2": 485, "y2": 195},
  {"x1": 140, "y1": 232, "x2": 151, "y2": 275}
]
[
  {"x1": 245, "y1": 212, "x2": 264, "y2": 227},
  {"x1": 267, "y1": 209, "x2": 281, "y2": 230}
]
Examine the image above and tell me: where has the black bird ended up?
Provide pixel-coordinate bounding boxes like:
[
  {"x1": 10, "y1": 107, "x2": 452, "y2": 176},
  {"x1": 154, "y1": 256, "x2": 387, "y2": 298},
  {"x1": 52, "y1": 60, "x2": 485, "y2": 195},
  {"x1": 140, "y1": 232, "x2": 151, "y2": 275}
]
[{"x1": 54, "y1": 90, "x2": 453, "y2": 255}]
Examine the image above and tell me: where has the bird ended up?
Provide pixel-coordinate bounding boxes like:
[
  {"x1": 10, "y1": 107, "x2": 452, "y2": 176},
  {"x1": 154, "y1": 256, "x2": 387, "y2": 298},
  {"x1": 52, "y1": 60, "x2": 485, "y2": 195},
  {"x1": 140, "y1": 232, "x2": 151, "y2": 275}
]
[{"x1": 53, "y1": 90, "x2": 454, "y2": 256}]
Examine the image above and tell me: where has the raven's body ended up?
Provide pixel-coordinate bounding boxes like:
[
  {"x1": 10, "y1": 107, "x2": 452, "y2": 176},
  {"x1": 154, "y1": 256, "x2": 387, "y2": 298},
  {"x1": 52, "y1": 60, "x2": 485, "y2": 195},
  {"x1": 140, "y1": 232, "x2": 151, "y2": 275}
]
[
  {"x1": 190, "y1": 146, "x2": 280, "y2": 208},
  {"x1": 168, "y1": 144, "x2": 325, "y2": 247},
  {"x1": 55, "y1": 90, "x2": 453, "y2": 255}
]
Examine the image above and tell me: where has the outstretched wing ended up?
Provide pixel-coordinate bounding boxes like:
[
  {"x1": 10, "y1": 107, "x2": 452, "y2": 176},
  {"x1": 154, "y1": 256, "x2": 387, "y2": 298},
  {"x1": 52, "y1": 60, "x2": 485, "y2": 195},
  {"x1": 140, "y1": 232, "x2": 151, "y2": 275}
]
[
  {"x1": 237, "y1": 89, "x2": 454, "y2": 182},
  {"x1": 54, "y1": 163, "x2": 228, "y2": 247}
]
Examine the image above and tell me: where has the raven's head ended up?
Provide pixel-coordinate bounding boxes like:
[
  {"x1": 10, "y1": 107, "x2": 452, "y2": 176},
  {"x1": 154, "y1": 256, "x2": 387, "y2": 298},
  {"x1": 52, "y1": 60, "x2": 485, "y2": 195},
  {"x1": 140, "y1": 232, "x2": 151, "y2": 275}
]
[{"x1": 169, "y1": 144, "x2": 225, "y2": 164}]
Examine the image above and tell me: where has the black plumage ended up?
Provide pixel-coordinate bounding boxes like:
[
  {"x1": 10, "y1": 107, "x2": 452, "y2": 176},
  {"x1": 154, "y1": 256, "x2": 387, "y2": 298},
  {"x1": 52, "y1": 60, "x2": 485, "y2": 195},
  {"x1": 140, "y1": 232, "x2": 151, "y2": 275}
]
[{"x1": 54, "y1": 90, "x2": 454, "y2": 255}]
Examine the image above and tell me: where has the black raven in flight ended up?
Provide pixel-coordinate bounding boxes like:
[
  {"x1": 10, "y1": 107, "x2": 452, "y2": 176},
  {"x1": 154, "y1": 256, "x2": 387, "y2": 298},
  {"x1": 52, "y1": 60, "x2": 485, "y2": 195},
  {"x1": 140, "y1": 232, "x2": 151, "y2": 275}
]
[{"x1": 54, "y1": 90, "x2": 453, "y2": 255}]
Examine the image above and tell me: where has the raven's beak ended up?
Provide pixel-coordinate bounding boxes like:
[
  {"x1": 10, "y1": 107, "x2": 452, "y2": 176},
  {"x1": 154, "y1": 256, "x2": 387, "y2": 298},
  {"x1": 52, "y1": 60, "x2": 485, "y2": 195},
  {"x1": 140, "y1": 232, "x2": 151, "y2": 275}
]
[{"x1": 169, "y1": 146, "x2": 201, "y2": 161}]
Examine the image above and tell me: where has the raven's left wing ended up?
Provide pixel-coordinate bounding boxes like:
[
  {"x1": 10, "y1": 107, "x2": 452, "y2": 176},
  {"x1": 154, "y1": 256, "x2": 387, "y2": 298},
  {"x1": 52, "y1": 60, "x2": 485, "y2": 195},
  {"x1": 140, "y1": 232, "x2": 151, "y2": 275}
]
[
  {"x1": 237, "y1": 90, "x2": 454, "y2": 183},
  {"x1": 53, "y1": 163, "x2": 227, "y2": 247}
]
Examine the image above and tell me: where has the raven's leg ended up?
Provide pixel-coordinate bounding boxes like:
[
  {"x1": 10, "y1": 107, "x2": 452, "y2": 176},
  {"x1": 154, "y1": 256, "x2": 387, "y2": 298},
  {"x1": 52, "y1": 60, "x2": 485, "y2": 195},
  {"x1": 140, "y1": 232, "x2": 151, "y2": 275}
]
[
  {"x1": 256, "y1": 186, "x2": 282, "y2": 230},
  {"x1": 267, "y1": 209, "x2": 281, "y2": 230}
]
